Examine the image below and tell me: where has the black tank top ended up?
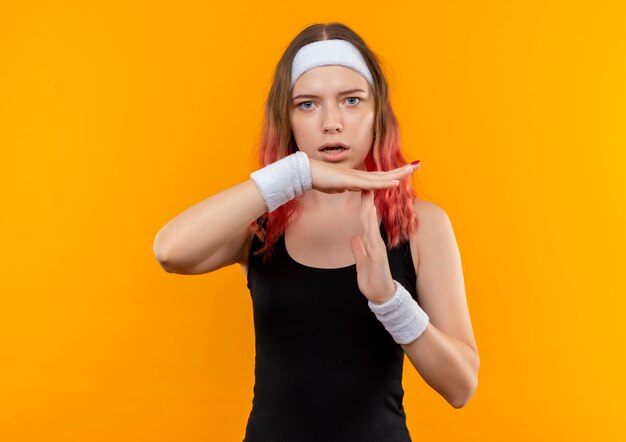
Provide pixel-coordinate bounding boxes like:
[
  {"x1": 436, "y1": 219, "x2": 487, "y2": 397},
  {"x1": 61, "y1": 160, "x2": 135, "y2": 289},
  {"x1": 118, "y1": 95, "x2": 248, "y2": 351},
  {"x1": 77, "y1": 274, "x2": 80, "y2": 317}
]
[{"x1": 243, "y1": 219, "x2": 418, "y2": 442}]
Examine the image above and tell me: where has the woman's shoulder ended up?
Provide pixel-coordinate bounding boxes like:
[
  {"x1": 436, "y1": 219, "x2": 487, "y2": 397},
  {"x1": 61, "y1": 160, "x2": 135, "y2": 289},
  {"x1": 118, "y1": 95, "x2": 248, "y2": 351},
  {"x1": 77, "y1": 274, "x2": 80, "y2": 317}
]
[
  {"x1": 408, "y1": 199, "x2": 450, "y2": 272},
  {"x1": 412, "y1": 198, "x2": 447, "y2": 219},
  {"x1": 411, "y1": 199, "x2": 452, "y2": 240}
]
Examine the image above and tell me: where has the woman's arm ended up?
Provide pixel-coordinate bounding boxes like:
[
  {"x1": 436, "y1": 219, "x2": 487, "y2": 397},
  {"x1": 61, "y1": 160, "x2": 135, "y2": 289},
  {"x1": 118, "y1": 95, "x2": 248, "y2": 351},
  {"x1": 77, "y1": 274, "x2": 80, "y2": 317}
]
[
  {"x1": 402, "y1": 200, "x2": 480, "y2": 408},
  {"x1": 351, "y1": 193, "x2": 479, "y2": 408},
  {"x1": 153, "y1": 179, "x2": 267, "y2": 274},
  {"x1": 153, "y1": 157, "x2": 416, "y2": 275}
]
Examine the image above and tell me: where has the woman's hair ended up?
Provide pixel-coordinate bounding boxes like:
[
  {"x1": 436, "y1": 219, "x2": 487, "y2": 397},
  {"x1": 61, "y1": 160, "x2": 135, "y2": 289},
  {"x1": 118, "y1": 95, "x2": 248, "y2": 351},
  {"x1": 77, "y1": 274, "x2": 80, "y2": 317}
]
[{"x1": 249, "y1": 22, "x2": 421, "y2": 263}]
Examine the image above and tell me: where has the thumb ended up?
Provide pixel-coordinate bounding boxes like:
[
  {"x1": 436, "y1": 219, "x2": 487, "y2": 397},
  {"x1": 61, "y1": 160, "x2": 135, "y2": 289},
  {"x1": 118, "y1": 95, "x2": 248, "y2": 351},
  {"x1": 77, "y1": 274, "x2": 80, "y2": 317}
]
[{"x1": 350, "y1": 234, "x2": 366, "y2": 266}]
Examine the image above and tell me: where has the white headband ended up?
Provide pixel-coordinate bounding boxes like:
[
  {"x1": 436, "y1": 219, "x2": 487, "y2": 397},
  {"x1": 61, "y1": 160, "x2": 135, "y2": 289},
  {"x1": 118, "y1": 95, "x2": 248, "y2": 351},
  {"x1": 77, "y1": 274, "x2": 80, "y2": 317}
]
[{"x1": 290, "y1": 39, "x2": 374, "y2": 88}]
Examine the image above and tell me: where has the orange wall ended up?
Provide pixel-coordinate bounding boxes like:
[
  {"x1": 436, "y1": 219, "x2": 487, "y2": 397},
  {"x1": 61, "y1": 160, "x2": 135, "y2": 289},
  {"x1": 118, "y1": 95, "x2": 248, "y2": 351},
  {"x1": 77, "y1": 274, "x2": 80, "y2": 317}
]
[{"x1": 1, "y1": 1, "x2": 625, "y2": 440}]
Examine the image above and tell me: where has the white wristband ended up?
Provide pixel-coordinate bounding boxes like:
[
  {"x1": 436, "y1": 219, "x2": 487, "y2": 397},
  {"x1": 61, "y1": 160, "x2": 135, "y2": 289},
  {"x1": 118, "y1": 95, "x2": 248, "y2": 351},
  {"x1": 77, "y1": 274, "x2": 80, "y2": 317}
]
[
  {"x1": 368, "y1": 280, "x2": 430, "y2": 345},
  {"x1": 250, "y1": 151, "x2": 313, "y2": 213}
]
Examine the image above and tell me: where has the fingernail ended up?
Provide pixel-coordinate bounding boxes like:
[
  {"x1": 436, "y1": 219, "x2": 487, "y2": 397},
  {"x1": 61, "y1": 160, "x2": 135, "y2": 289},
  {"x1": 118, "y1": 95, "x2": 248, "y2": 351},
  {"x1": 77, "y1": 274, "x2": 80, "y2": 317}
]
[{"x1": 411, "y1": 160, "x2": 421, "y2": 166}]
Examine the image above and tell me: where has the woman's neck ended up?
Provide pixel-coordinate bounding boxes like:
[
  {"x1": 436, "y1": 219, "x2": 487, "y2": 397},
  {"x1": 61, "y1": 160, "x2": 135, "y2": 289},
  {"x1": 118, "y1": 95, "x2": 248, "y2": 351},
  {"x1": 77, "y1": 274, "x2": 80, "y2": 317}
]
[{"x1": 296, "y1": 188, "x2": 363, "y2": 212}]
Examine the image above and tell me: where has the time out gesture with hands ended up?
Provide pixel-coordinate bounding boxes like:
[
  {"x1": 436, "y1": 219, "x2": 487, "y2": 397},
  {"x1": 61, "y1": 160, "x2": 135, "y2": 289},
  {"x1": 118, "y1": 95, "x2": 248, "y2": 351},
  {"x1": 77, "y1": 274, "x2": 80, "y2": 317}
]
[
  {"x1": 249, "y1": 150, "x2": 429, "y2": 345},
  {"x1": 307, "y1": 156, "x2": 421, "y2": 305},
  {"x1": 249, "y1": 151, "x2": 420, "y2": 213}
]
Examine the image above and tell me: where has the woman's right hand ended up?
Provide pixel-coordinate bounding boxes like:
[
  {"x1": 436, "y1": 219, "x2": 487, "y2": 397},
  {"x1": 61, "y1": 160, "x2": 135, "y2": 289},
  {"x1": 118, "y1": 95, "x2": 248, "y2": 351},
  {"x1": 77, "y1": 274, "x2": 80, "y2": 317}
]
[{"x1": 309, "y1": 158, "x2": 421, "y2": 194}]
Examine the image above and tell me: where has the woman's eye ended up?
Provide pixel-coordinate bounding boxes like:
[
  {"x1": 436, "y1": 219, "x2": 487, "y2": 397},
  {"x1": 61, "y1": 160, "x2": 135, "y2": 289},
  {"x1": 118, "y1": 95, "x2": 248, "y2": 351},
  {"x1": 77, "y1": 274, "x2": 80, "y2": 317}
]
[{"x1": 297, "y1": 97, "x2": 361, "y2": 110}]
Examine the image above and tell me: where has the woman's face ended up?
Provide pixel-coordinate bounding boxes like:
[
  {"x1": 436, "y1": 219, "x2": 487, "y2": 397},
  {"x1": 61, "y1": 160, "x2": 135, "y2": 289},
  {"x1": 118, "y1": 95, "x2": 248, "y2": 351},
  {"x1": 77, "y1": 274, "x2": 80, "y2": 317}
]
[{"x1": 289, "y1": 65, "x2": 375, "y2": 170}]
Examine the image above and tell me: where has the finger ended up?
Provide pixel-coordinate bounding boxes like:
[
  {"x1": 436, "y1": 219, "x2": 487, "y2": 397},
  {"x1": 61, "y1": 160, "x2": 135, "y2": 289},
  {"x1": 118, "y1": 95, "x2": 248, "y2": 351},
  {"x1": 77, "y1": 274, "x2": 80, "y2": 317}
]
[
  {"x1": 352, "y1": 172, "x2": 405, "y2": 183},
  {"x1": 354, "y1": 163, "x2": 420, "y2": 179},
  {"x1": 348, "y1": 170, "x2": 413, "y2": 189},
  {"x1": 348, "y1": 178, "x2": 400, "y2": 191},
  {"x1": 364, "y1": 190, "x2": 377, "y2": 241},
  {"x1": 360, "y1": 190, "x2": 370, "y2": 235},
  {"x1": 367, "y1": 191, "x2": 378, "y2": 238},
  {"x1": 357, "y1": 192, "x2": 372, "y2": 259},
  {"x1": 363, "y1": 190, "x2": 378, "y2": 247},
  {"x1": 365, "y1": 191, "x2": 386, "y2": 253},
  {"x1": 391, "y1": 164, "x2": 420, "y2": 175},
  {"x1": 350, "y1": 234, "x2": 367, "y2": 266},
  {"x1": 397, "y1": 162, "x2": 421, "y2": 172},
  {"x1": 367, "y1": 187, "x2": 375, "y2": 211}
]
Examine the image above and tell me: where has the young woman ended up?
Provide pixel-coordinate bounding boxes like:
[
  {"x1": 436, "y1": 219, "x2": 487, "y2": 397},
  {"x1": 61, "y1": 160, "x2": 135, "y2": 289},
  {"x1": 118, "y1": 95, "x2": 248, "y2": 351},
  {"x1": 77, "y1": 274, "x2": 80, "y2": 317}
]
[{"x1": 153, "y1": 22, "x2": 479, "y2": 442}]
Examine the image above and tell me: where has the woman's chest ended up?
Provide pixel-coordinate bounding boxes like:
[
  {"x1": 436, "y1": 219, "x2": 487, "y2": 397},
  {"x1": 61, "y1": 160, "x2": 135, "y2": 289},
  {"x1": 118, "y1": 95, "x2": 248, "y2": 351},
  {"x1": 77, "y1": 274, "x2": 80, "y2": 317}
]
[
  {"x1": 283, "y1": 216, "x2": 419, "y2": 272},
  {"x1": 284, "y1": 221, "x2": 363, "y2": 269}
]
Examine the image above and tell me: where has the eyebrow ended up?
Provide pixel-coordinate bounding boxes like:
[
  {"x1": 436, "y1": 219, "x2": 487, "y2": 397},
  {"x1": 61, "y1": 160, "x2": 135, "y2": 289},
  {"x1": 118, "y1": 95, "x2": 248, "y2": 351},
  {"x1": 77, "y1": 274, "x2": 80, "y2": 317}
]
[{"x1": 291, "y1": 88, "x2": 367, "y2": 101}]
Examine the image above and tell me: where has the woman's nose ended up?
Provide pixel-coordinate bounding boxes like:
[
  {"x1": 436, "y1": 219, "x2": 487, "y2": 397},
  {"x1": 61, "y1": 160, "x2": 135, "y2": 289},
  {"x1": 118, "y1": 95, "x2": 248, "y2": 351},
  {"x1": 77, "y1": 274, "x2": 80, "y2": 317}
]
[
  {"x1": 323, "y1": 108, "x2": 343, "y2": 133},
  {"x1": 324, "y1": 123, "x2": 342, "y2": 133}
]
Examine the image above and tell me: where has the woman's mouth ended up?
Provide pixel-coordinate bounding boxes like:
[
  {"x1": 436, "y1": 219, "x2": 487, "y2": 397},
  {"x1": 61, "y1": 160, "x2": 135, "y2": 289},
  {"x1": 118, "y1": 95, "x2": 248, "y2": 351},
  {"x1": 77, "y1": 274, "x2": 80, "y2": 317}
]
[
  {"x1": 321, "y1": 147, "x2": 347, "y2": 154},
  {"x1": 319, "y1": 147, "x2": 349, "y2": 161}
]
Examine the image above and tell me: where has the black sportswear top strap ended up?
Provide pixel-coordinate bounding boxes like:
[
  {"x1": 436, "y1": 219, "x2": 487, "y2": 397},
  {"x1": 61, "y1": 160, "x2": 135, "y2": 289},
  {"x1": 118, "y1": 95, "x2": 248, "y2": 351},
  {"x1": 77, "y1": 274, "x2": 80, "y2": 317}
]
[{"x1": 243, "y1": 220, "x2": 418, "y2": 442}]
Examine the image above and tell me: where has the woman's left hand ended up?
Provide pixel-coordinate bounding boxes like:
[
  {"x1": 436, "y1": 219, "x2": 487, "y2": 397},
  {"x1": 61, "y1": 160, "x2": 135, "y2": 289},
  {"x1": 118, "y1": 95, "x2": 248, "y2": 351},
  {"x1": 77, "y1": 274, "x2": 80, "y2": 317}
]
[{"x1": 350, "y1": 190, "x2": 396, "y2": 304}]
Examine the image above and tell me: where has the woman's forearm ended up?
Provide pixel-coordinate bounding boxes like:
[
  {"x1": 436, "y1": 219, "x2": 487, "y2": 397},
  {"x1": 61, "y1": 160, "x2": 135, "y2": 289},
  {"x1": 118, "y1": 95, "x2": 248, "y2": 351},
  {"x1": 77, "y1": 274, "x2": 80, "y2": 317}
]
[
  {"x1": 401, "y1": 323, "x2": 480, "y2": 408},
  {"x1": 153, "y1": 179, "x2": 267, "y2": 270}
]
